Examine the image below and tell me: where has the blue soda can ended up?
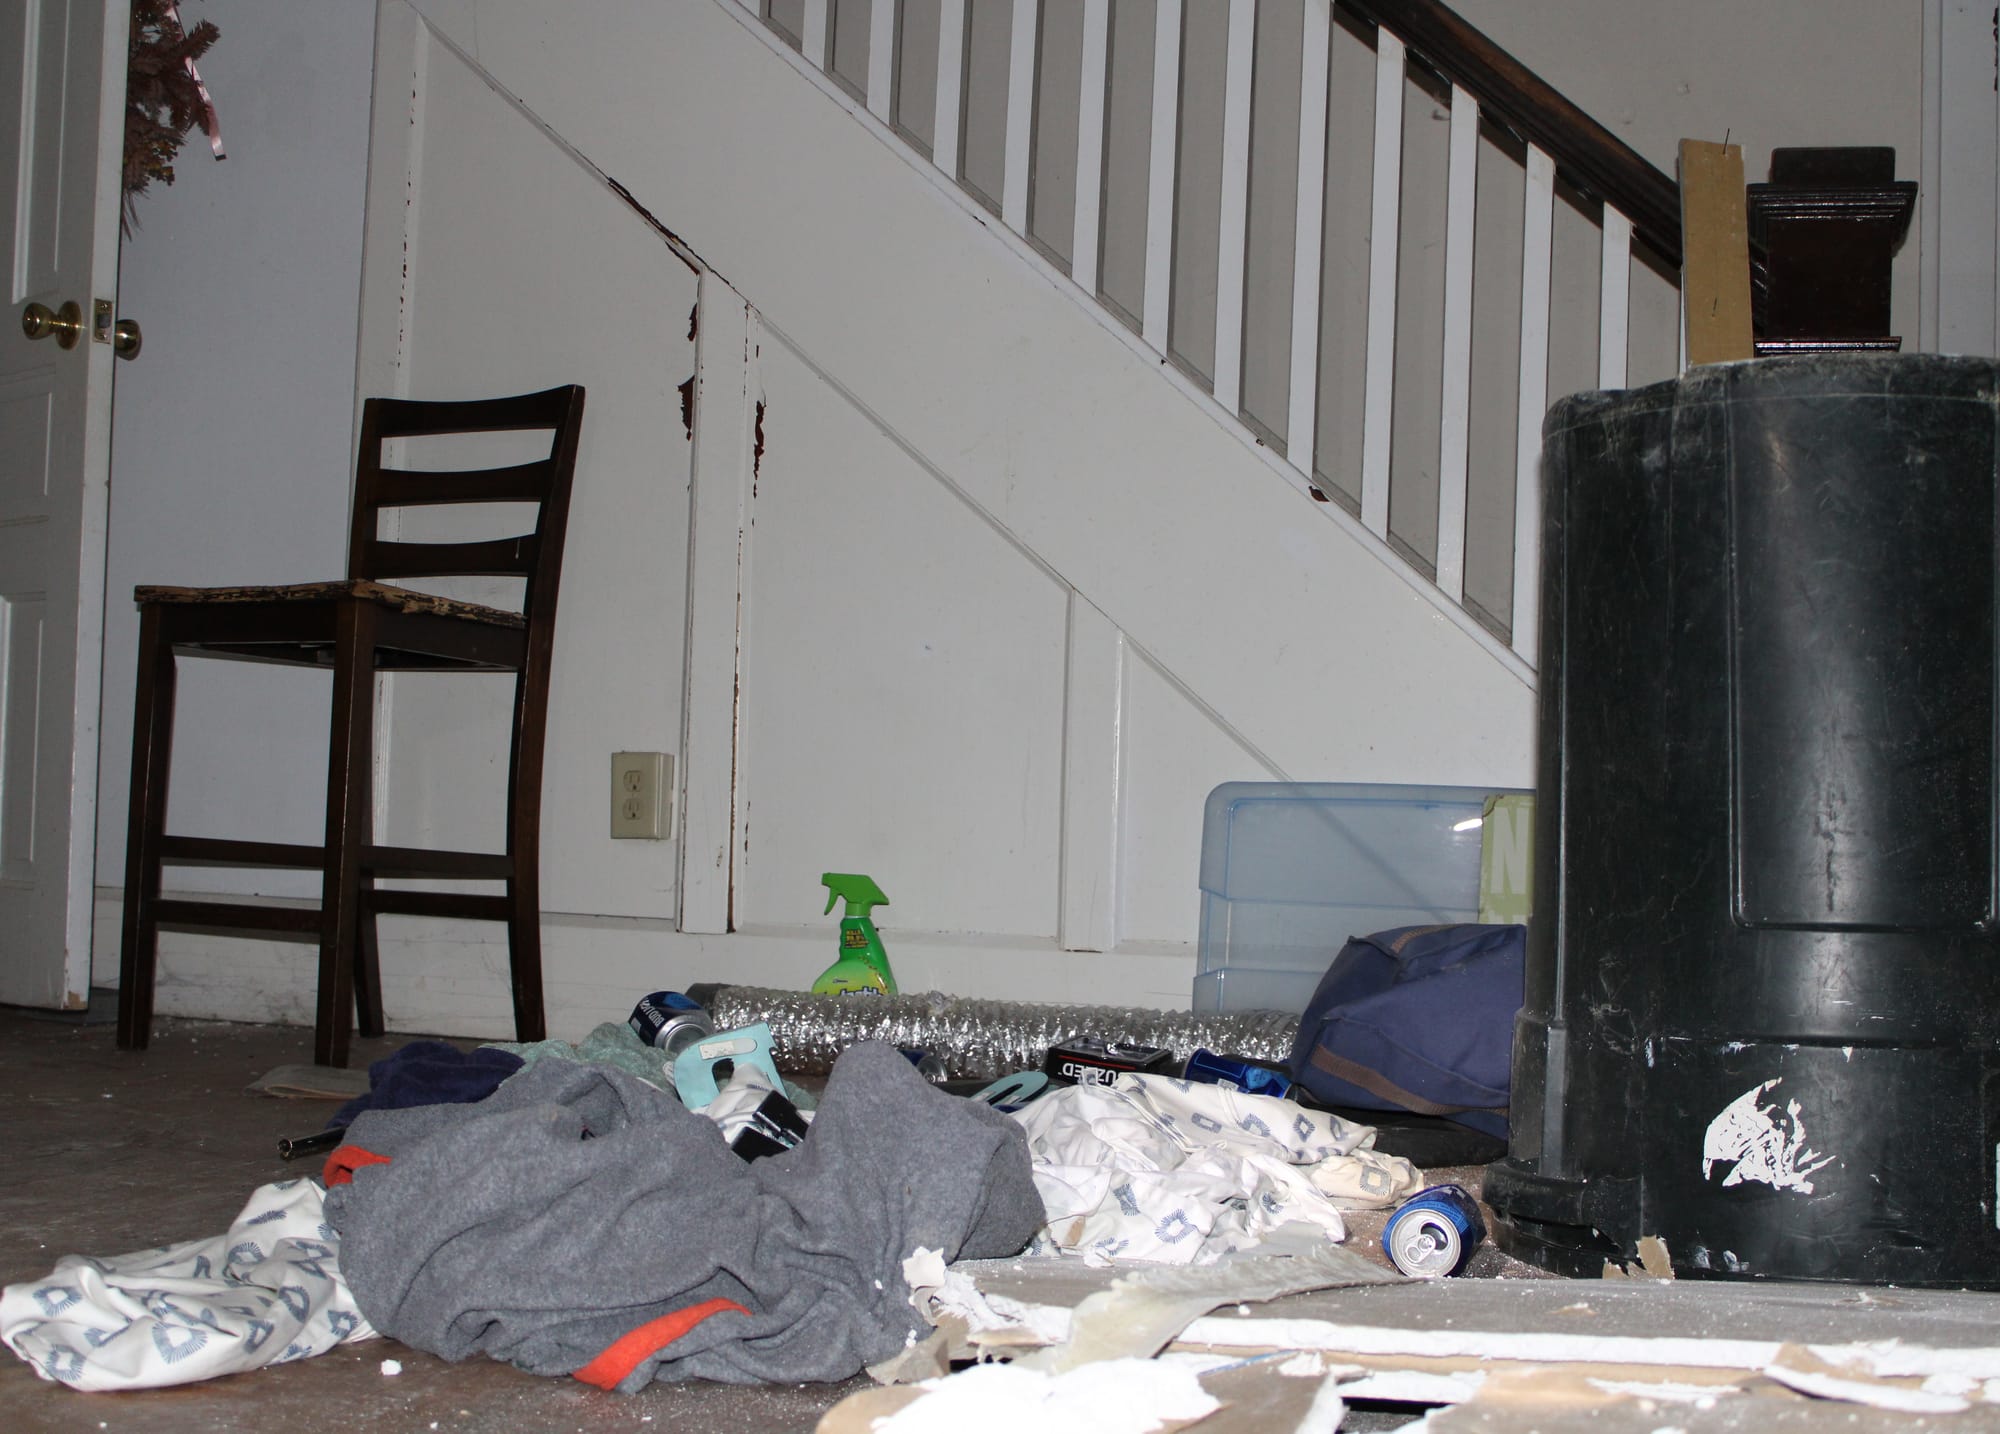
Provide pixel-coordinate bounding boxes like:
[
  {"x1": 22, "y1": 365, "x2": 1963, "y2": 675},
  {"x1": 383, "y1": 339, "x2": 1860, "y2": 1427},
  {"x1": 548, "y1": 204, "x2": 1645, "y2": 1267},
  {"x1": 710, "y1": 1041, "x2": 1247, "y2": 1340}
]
[
  {"x1": 1181, "y1": 1048, "x2": 1293, "y2": 1099},
  {"x1": 1382, "y1": 1183, "x2": 1487, "y2": 1277}
]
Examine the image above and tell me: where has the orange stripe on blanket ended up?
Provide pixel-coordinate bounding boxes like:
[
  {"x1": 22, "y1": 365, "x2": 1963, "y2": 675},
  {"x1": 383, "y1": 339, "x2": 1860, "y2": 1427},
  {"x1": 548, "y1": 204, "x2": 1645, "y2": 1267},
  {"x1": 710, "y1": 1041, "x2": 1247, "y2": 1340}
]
[
  {"x1": 572, "y1": 1298, "x2": 752, "y2": 1390},
  {"x1": 322, "y1": 1145, "x2": 393, "y2": 1187}
]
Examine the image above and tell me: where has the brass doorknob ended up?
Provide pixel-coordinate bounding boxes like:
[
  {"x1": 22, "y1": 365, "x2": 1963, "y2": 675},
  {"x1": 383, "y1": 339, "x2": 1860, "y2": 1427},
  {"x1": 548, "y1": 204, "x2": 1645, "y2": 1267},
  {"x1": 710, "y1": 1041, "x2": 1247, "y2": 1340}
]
[
  {"x1": 113, "y1": 318, "x2": 142, "y2": 360},
  {"x1": 21, "y1": 300, "x2": 83, "y2": 349}
]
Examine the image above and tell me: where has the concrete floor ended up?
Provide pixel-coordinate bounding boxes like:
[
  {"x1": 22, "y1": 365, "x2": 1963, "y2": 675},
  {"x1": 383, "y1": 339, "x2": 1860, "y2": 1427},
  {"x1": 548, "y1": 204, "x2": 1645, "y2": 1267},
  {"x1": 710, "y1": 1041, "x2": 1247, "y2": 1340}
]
[{"x1": 0, "y1": 1006, "x2": 878, "y2": 1433}]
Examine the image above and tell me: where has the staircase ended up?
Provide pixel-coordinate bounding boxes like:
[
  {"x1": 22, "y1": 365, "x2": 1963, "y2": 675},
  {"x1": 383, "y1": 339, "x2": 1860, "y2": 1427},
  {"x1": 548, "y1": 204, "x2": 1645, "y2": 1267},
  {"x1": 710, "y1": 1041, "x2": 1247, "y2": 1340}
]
[
  {"x1": 746, "y1": 0, "x2": 1688, "y2": 671},
  {"x1": 307, "y1": 0, "x2": 1706, "y2": 1021}
]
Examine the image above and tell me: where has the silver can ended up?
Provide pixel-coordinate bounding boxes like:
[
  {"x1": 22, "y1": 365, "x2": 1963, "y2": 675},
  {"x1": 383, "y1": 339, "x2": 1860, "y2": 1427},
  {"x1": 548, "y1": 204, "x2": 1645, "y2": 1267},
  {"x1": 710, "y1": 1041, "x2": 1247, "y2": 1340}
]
[{"x1": 628, "y1": 990, "x2": 715, "y2": 1063}]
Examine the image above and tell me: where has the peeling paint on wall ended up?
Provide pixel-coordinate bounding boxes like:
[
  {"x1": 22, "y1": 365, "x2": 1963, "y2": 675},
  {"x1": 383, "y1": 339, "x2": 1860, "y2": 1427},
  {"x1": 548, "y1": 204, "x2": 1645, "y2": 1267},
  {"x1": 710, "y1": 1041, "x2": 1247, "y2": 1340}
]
[{"x1": 600, "y1": 173, "x2": 702, "y2": 275}]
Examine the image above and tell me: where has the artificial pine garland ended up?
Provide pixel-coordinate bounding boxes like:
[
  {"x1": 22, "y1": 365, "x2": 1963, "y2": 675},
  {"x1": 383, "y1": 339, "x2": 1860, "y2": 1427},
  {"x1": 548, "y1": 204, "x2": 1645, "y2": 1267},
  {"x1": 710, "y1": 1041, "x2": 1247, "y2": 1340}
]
[{"x1": 123, "y1": 0, "x2": 220, "y2": 232}]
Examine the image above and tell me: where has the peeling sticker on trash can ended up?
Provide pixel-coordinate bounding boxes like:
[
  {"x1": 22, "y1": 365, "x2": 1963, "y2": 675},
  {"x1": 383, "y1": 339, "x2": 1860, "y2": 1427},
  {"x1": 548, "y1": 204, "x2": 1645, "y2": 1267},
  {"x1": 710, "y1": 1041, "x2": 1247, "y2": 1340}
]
[{"x1": 1701, "y1": 1078, "x2": 1834, "y2": 1194}]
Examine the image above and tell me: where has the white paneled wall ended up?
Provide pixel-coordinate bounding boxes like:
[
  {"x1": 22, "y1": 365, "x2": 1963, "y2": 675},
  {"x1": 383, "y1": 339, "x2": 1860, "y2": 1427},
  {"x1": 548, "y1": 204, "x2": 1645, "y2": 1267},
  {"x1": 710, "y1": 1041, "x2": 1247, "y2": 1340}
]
[
  {"x1": 94, "y1": 0, "x2": 372, "y2": 904},
  {"x1": 737, "y1": 334, "x2": 1071, "y2": 939}
]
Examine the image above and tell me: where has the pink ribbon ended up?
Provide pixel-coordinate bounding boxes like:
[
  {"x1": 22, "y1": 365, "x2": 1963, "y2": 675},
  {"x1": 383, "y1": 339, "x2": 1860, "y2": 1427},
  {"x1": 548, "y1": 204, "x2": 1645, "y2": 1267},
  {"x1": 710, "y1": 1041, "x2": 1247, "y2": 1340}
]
[{"x1": 163, "y1": 1, "x2": 225, "y2": 159}]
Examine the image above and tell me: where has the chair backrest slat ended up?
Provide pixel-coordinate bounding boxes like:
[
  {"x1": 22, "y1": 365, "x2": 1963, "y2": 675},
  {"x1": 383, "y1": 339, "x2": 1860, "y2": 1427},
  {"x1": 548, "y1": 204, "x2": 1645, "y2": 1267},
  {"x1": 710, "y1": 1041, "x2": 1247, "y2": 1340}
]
[
  {"x1": 367, "y1": 536, "x2": 541, "y2": 581},
  {"x1": 374, "y1": 462, "x2": 554, "y2": 506},
  {"x1": 368, "y1": 387, "x2": 581, "y2": 438},
  {"x1": 348, "y1": 385, "x2": 586, "y2": 627}
]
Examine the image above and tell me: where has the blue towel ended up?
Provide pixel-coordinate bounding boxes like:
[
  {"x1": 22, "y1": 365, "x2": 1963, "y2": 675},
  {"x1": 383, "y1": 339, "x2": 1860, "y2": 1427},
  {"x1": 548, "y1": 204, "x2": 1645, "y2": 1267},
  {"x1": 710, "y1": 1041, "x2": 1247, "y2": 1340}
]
[{"x1": 330, "y1": 1040, "x2": 524, "y2": 1128}]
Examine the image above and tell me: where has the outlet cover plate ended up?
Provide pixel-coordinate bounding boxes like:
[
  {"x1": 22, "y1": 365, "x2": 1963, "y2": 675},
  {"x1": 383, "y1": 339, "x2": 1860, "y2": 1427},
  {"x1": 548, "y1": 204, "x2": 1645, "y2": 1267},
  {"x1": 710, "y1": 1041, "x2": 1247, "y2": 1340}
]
[{"x1": 611, "y1": 751, "x2": 674, "y2": 840}]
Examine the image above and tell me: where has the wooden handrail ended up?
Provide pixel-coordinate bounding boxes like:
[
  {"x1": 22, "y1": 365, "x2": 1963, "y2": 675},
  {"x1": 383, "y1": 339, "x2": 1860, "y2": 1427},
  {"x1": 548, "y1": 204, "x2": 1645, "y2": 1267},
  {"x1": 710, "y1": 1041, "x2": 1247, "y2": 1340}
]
[{"x1": 1340, "y1": 0, "x2": 1682, "y2": 270}]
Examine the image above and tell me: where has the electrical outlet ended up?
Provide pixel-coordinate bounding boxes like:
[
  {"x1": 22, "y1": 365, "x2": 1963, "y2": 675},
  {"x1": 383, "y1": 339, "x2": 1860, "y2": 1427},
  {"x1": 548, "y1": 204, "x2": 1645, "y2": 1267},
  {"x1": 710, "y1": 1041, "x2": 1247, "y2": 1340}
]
[{"x1": 610, "y1": 752, "x2": 674, "y2": 839}]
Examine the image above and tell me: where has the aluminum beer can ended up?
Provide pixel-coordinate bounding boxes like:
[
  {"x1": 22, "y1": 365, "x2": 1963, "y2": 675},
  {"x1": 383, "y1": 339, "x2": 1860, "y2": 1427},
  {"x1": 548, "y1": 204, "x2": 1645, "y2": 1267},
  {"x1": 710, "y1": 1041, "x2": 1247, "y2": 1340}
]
[
  {"x1": 628, "y1": 990, "x2": 715, "y2": 1061},
  {"x1": 1381, "y1": 1184, "x2": 1487, "y2": 1278}
]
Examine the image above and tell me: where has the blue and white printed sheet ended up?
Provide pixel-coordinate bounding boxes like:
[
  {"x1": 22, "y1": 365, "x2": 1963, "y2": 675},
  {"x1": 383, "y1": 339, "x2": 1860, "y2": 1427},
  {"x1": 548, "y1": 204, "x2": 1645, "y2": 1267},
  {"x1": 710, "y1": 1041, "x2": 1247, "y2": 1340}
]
[
  {"x1": 1013, "y1": 1073, "x2": 1421, "y2": 1264},
  {"x1": 0, "y1": 1178, "x2": 376, "y2": 1391}
]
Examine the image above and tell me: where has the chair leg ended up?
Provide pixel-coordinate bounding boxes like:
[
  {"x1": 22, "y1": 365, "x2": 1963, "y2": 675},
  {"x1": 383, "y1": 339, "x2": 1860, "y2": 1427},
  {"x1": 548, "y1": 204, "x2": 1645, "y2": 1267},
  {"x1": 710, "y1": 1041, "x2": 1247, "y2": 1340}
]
[
  {"x1": 505, "y1": 673, "x2": 548, "y2": 1044},
  {"x1": 118, "y1": 609, "x2": 177, "y2": 1051},
  {"x1": 354, "y1": 875, "x2": 385, "y2": 1039},
  {"x1": 317, "y1": 602, "x2": 378, "y2": 1069},
  {"x1": 505, "y1": 871, "x2": 547, "y2": 1045}
]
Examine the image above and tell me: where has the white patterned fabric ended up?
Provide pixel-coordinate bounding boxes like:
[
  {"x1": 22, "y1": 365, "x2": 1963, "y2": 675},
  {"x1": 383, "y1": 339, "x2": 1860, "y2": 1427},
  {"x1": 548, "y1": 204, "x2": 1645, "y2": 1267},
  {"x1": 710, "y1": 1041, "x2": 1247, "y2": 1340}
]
[
  {"x1": 0, "y1": 1178, "x2": 376, "y2": 1391},
  {"x1": 1013, "y1": 1074, "x2": 1421, "y2": 1264}
]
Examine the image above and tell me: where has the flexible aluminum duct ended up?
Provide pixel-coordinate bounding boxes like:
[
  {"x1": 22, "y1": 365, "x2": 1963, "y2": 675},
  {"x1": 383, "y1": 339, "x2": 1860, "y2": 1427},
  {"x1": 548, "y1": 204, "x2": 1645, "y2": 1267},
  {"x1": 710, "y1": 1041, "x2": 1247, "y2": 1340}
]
[{"x1": 690, "y1": 984, "x2": 1300, "y2": 1082}]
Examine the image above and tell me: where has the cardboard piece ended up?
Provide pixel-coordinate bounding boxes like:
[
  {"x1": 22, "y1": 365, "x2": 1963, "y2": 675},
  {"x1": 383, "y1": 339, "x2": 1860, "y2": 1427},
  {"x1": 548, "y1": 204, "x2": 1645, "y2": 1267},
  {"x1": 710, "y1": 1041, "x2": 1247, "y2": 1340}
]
[
  {"x1": 1678, "y1": 139, "x2": 1756, "y2": 366},
  {"x1": 247, "y1": 1063, "x2": 372, "y2": 1099}
]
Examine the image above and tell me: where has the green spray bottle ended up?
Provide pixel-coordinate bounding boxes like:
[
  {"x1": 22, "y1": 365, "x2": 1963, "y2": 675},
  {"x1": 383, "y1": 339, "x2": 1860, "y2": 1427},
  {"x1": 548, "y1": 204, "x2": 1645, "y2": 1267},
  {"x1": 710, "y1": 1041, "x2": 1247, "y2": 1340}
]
[{"x1": 812, "y1": 873, "x2": 898, "y2": 995}]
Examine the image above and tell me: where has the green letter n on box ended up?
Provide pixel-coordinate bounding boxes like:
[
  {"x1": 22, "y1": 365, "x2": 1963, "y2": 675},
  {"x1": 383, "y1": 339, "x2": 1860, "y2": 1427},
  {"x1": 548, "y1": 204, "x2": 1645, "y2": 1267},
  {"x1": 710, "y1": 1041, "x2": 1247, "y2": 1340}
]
[{"x1": 1478, "y1": 793, "x2": 1535, "y2": 925}]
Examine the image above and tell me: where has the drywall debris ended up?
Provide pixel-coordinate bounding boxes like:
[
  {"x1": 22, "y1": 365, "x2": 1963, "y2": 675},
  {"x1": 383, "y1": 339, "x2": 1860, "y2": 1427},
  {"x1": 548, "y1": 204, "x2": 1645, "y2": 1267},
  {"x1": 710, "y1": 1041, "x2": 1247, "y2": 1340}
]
[
  {"x1": 859, "y1": 1359, "x2": 1219, "y2": 1434},
  {"x1": 1763, "y1": 1344, "x2": 1973, "y2": 1414},
  {"x1": 1603, "y1": 1236, "x2": 1675, "y2": 1281}
]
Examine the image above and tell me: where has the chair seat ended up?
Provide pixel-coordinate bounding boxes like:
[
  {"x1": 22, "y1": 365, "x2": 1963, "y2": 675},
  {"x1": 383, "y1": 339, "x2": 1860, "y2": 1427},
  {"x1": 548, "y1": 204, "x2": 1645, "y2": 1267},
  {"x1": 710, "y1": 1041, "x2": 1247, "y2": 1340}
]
[{"x1": 135, "y1": 578, "x2": 527, "y2": 628}]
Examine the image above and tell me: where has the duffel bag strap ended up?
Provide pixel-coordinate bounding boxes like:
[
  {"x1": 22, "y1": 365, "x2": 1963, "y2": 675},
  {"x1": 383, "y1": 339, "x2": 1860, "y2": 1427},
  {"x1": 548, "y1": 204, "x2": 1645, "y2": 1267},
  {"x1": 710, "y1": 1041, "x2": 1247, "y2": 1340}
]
[{"x1": 1308, "y1": 1046, "x2": 1508, "y2": 1120}]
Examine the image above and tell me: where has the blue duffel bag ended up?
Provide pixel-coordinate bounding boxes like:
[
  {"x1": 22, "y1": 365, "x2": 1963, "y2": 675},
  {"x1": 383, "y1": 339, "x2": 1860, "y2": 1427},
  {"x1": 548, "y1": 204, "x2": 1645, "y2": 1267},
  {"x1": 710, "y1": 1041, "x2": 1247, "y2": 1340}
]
[{"x1": 1286, "y1": 923, "x2": 1525, "y2": 1141}]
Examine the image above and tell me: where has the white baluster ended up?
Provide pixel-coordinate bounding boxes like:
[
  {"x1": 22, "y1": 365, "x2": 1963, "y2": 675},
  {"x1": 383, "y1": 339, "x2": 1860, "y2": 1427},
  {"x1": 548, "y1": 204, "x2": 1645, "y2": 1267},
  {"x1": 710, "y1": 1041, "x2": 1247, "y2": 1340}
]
[
  {"x1": 1360, "y1": 29, "x2": 1406, "y2": 539},
  {"x1": 1211, "y1": 0, "x2": 1254, "y2": 415},
  {"x1": 1143, "y1": 0, "x2": 1184, "y2": 350},
  {"x1": 1436, "y1": 81, "x2": 1478, "y2": 604},
  {"x1": 933, "y1": 0, "x2": 965, "y2": 180},
  {"x1": 1072, "y1": 0, "x2": 1110, "y2": 294},
  {"x1": 803, "y1": 0, "x2": 829, "y2": 70},
  {"x1": 1599, "y1": 205, "x2": 1632, "y2": 389},
  {"x1": 1003, "y1": 0, "x2": 1040, "y2": 234},
  {"x1": 867, "y1": 0, "x2": 895, "y2": 121},
  {"x1": 1512, "y1": 145, "x2": 1556, "y2": 666},
  {"x1": 1286, "y1": 0, "x2": 1331, "y2": 477},
  {"x1": 1678, "y1": 277, "x2": 1689, "y2": 374}
]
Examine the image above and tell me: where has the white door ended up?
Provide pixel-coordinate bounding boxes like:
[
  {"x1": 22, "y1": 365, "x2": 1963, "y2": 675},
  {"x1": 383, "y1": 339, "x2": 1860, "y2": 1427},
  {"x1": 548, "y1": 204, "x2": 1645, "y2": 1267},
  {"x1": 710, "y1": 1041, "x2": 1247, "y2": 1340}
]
[{"x1": 0, "y1": 0, "x2": 127, "y2": 1007}]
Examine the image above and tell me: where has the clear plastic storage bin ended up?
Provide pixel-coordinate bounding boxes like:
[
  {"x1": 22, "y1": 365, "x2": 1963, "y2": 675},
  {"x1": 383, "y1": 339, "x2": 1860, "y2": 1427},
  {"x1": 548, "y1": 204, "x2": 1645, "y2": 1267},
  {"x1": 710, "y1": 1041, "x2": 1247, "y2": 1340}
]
[{"x1": 1194, "y1": 782, "x2": 1531, "y2": 1013}]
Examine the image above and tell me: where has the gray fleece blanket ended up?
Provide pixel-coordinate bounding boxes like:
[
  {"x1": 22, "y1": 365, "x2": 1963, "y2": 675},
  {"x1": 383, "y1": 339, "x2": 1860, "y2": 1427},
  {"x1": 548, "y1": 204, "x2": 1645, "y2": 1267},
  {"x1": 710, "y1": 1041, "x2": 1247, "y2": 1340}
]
[{"x1": 323, "y1": 1040, "x2": 1041, "y2": 1390}]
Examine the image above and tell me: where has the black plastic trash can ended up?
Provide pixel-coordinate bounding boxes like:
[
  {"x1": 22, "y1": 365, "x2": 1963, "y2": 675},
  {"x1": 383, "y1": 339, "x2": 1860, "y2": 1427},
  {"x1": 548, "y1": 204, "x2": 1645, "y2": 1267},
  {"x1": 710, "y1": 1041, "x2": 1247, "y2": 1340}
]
[{"x1": 1485, "y1": 355, "x2": 2000, "y2": 1288}]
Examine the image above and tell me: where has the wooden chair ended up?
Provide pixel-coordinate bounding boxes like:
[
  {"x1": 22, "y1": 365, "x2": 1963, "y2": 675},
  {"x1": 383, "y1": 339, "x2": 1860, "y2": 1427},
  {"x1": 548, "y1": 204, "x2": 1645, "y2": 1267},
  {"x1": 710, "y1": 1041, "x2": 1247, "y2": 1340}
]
[{"x1": 116, "y1": 385, "x2": 587, "y2": 1068}]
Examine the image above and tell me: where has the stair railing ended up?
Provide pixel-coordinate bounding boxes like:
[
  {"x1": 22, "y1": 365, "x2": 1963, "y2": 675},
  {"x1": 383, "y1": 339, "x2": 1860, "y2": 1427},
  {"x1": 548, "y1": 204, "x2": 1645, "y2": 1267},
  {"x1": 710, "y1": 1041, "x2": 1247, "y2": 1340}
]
[{"x1": 738, "y1": 0, "x2": 1688, "y2": 673}]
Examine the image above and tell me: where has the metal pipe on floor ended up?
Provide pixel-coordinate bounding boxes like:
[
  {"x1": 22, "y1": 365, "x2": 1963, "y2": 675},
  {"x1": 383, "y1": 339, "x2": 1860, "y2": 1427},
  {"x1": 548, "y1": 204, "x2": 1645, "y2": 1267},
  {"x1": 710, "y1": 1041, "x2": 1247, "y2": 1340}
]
[{"x1": 689, "y1": 984, "x2": 1299, "y2": 1082}]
